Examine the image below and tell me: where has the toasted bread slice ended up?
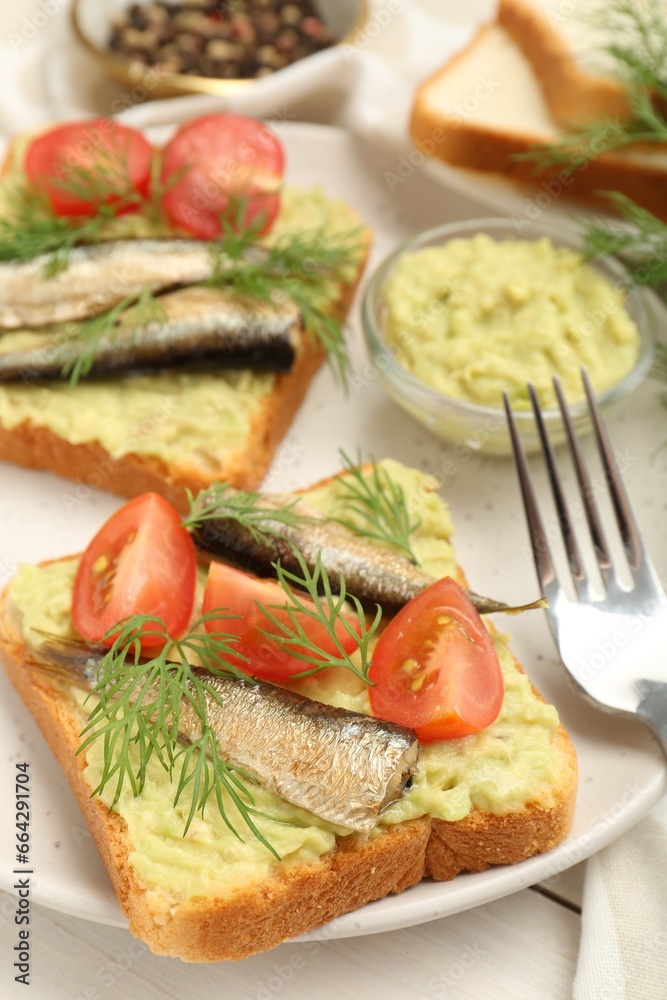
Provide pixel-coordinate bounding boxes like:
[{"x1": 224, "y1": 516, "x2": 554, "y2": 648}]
[
  {"x1": 498, "y1": 0, "x2": 632, "y2": 126},
  {"x1": 0, "y1": 465, "x2": 577, "y2": 962},
  {"x1": 0, "y1": 132, "x2": 370, "y2": 511},
  {"x1": 409, "y1": 24, "x2": 667, "y2": 221},
  {"x1": 0, "y1": 574, "x2": 576, "y2": 961}
]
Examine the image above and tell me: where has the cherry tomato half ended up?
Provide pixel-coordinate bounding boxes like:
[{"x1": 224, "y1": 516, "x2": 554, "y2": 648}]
[
  {"x1": 160, "y1": 113, "x2": 284, "y2": 239},
  {"x1": 72, "y1": 493, "x2": 197, "y2": 651},
  {"x1": 368, "y1": 578, "x2": 504, "y2": 742},
  {"x1": 25, "y1": 118, "x2": 153, "y2": 217},
  {"x1": 202, "y1": 562, "x2": 360, "y2": 682}
]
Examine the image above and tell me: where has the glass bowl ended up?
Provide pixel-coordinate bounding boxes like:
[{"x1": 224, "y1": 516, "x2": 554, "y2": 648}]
[{"x1": 361, "y1": 217, "x2": 655, "y2": 456}]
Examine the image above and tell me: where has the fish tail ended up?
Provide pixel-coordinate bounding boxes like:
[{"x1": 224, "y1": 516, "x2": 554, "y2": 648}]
[{"x1": 23, "y1": 632, "x2": 101, "y2": 688}]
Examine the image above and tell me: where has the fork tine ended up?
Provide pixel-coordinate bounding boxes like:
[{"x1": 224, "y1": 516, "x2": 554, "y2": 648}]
[
  {"x1": 527, "y1": 383, "x2": 585, "y2": 588},
  {"x1": 553, "y1": 375, "x2": 612, "y2": 580},
  {"x1": 503, "y1": 391, "x2": 557, "y2": 599},
  {"x1": 581, "y1": 368, "x2": 643, "y2": 572}
]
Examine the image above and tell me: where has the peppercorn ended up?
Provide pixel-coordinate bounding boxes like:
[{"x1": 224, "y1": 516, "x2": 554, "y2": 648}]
[{"x1": 105, "y1": 0, "x2": 337, "y2": 81}]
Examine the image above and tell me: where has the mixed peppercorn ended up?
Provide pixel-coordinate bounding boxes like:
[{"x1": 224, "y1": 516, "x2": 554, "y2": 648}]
[{"x1": 107, "y1": 1, "x2": 336, "y2": 80}]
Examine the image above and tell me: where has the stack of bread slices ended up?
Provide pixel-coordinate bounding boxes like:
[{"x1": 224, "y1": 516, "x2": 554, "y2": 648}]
[{"x1": 409, "y1": 0, "x2": 667, "y2": 218}]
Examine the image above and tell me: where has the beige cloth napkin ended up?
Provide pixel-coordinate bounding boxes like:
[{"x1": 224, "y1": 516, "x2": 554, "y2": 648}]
[{"x1": 574, "y1": 794, "x2": 667, "y2": 1000}]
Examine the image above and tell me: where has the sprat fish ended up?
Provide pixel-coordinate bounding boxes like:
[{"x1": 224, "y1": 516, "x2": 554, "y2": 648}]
[
  {"x1": 29, "y1": 639, "x2": 419, "y2": 834},
  {"x1": 0, "y1": 287, "x2": 302, "y2": 381},
  {"x1": 0, "y1": 239, "x2": 216, "y2": 329},
  {"x1": 192, "y1": 488, "x2": 542, "y2": 616}
]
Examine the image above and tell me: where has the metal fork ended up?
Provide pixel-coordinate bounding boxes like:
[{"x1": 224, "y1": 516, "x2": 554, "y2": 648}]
[{"x1": 504, "y1": 370, "x2": 667, "y2": 759}]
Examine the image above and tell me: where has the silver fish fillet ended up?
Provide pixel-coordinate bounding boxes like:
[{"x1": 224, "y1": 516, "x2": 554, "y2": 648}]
[
  {"x1": 180, "y1": 671, "x2": 418, "y2": 832},
  {"x1": 0, "y1": 287, "x2": 302, "y2": 381},
  {"x1": 0, "y1": 239, "x2": 215, "y2": 329},
  {"x1": 31, "y1": 640, "x2": 418, "y2": 833},
  {"x1": 192, "y1": 488, "x2": 543, "y2": 617}
]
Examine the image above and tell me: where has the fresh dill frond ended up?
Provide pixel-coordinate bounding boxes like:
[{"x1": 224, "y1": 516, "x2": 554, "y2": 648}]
[
  {"x1": 331, "y1": 450, "x2": 421, "y2": 563},
  {"x1": 205, "y1": 219, "x2": 364, "y2": 387},
  {"x1": 0, "y1": 186, "x2": 110, "y2": 274},
  {"x1": 516, "y1": 0, "x2": 667, "y2": 170},
  {"x1": 515, "y1": 84, "x2": 667, "y2": 170},
  {"x1": 259, "y1": 549, "x2": 381, "y2": 682},
  {"x1": 77, "y1": 613, "x2": 279, "y2": 853},
  {"x1": 183, "y1": 482, "x2": 314, "y2": 541},
  {"x1": 579, "y1": 192, "x2": 667, "y2": 284},
  {"x1": 589, "y1": 0, "x2": 667, "y2": 100},
  {"x1": 60, "y1": 286, "x2": 165, "y2": 386},
  {"x1": 47, "y1": 134, "x2": 147, "y2": 215}
]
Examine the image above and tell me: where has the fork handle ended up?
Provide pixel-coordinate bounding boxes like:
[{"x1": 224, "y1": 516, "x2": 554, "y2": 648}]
[{"x1": 636, "y1": 681, "x2": 667, "y2": 760}]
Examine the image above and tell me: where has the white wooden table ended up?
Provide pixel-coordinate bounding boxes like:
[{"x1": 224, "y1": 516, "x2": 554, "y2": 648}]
[{"x1": 1, "y1": 872, "x2": 583, "y2": 999}]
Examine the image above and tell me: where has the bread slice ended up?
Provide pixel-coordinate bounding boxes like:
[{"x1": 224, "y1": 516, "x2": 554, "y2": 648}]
[
  {"x1": 498, "y1": 0, "x2": 632, "y2": 125},
  {"x1": 409, "y1": 24, "x2": 667, "y2": 220},
  {"x1": 0, "y1": 135, "x2": 370, "y2": 512},
  {"x1": 0, "y1": 467, "x2": 577, "y2": 962}
]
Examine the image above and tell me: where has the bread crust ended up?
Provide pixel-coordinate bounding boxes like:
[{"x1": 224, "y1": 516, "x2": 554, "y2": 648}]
[
  {"x1": 0, "y1": 562, "x2": 577, "y2": 962},
  {"x1": 410, "y1": 24, "x2": 667, "y2": 221},
  {"x1": 498, "y1": 0, "x2": 631, "y2": 126}
]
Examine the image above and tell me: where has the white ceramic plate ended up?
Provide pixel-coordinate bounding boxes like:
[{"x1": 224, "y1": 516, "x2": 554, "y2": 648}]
[{"x1": 0, "y1": 123, "x2": 666, "y2": 937}]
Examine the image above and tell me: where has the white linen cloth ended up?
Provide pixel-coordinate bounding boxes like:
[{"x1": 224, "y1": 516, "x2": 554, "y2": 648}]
[
  {"x1": 573, "y1": 795, "x2": 667, "y2": 1000},
  {"x1": 0, "y1": 3, "x2": 665, "y2": 998}
]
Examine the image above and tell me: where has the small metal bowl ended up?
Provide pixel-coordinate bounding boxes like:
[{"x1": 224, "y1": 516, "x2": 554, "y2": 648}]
[
  {"x1": 72, "y1": 0, "x2": 368, "y2": 101},
  {"x1": 361, "y1": 218, "x2": 655, "y2": 456}
]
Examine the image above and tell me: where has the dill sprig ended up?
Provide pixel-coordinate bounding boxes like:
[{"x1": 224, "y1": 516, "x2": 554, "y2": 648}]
[
  {"x1": 590, "y1": 0, "x2": 667, "y2": 100},
  {"x1": 329, "y1": 450, "x2": 421, "y2": 563},
  {"x1": 0, "y1": 135, "x2": 153, "y2": 273},
  {"x1": 0, "y1": 187, "x2": 111, "y2": 275},
  {"x1": 580, "y1": 192, "x2": 667, "y2": 284},
  {"x1": 519, "y1": 85, "x2": 667, "y2": 170},
  {"x1": 47, "y1": 136, "x2": 148, "y2": 215},
  {"x1": 259, "y1": 549, "x2": 381, "y2": 682},
  {"x1": 516, "y1": 0, "x2": 667, "y2": 170},
  {"x1": 78, "y1": 612, "x2": 279, "y2": 853},
  {"x1": 182, "y1": 481, "x2": 315, "y2": 541},
  {"x1": 58, "y1": 286, "x2": 165, "y2": 387},
  {"x1": 0, "y1": 136, "x2": 175, "y2": 272},
  {"x1": 206, "y1": 212, "x2": 364, "y2": 387}
]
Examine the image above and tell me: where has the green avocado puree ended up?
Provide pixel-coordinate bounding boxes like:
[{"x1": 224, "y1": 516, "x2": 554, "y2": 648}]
[
  {"x1": 8, "y1": 463, "x2": 567, "y2": 901},
  {"x1": 382, "y1": 234, "x2": 640, "y2": 409}
]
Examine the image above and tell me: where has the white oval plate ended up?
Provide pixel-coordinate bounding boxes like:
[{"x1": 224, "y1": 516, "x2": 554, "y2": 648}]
[{"x1": 0, "y1": 122, "x2": 666, "y2": 937}]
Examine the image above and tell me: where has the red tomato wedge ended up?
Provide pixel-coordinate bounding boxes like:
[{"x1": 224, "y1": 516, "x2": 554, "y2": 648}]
[
  {"x1": 368, "y1": 578, "x2": 504, "y2": 742},
  {"x1": 160, "y1": 113, "x2": 284, "y2": 239},
  {"x1": 72, "y1": 493, "x2": 197, "y2": 651},
  {"x1": 202, "y1": 562, "x2": 360, "y2": 682},
  {"x1": 25, "y1": 119, "x2": 153, "y2": 217}
]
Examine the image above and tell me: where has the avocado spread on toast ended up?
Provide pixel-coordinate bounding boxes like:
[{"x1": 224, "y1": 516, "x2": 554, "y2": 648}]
[{"x1": 8, "y1": 463, "x2": 567, "y2": 901}]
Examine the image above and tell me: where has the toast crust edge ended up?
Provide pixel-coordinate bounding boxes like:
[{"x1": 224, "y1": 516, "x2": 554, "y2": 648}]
[{"x1": 498, "y1": 0, "x2": 631, "y2": 126}]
